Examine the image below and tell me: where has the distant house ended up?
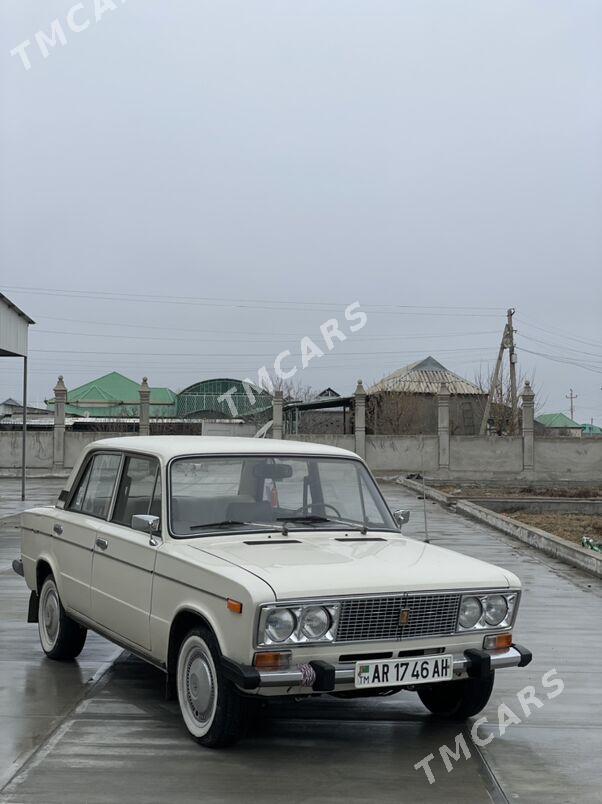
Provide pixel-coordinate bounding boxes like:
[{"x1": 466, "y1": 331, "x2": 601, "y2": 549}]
[
  {"x1": 368, "y1": 356, "x2": 485, "y2": 396},
  {"x1": 46, "y1": 372, "x2": 176, "y2": 418},
  {"x1": 535, "y1": 412, "x2": 583, "y2": 438},
  {"x1": 581, "y1": 422, "x2": 602, "y2": 437},
  {"x1": 0, "y1": 398, "x2": 52, "y2": 418},
  {"x1": 366, "y1": 356, "x2": 487, "y2": 435}
]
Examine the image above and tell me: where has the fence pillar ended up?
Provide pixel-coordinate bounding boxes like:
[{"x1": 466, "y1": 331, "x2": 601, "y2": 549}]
[
  {"x1": 139, "y1": 377, "x2": 150, "y2": 436},
  {"x1": 272, "y1": 390, "x2": 283, "y2": 439},
  {"x1": 52, "y1": 376, "x2": 67, "y2": 471},
  {"x1": 354, "y1": 379, "x2": 366, "y2": 459},
  {"x1": 521, "y1": 380, "x2": 535, "y2": 471},
  {"x1": 437, "y1": 382, "x2": 450, "y2": 471}
]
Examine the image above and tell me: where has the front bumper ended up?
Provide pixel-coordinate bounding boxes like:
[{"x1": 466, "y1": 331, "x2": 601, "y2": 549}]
[{"x1": 222, "y1": 644, "x2": 532, "y2": 693}]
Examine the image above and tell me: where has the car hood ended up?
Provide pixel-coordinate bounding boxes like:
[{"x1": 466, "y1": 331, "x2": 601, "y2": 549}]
[{"x1": 188, "y1": 532, "x2": 515, "y2": 599}]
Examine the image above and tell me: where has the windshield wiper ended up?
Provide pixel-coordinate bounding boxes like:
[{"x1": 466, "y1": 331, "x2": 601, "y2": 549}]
[
  {"x1": 190, "y1": 520, "x2": 275, "y2": 532},
  {"x1": 277, "y1": 515, "x2": 367, "y2": 534}
]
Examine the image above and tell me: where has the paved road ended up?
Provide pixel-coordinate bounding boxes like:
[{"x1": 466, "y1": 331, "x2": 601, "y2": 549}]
[
  {"x1": 0, "y1": 478, "x2": 66, "y2": 520},
  {"x1": 0, "y1": 480, "x2": 600, "y2": 803}
]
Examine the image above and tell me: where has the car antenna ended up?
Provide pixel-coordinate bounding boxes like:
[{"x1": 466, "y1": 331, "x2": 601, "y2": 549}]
[{"x1": 422, "y1": 475, "x2": 430, "y2": 544}]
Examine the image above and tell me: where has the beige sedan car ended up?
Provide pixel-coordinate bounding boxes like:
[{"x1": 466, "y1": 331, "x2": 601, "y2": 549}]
[{"x1": 14, "y1": 436, "x2": 531, "y2": 747}]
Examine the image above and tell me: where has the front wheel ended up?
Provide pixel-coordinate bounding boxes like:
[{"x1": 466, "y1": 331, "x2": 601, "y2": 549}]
[
  {"x1": 417, "y1": 672, "x2": 495, "y2": 720},
  {"x1": 38, "y1": 575, "x2": 87, "y2": 660},
  {"x1": 176, "y1": 627, "x2": 249, "y2": 748}
]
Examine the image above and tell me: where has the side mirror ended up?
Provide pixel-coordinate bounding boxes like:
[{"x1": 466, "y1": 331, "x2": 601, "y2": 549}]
[
  {"x1": 131, "y1": 514, "x2": 161, "y2": 546},
  {"x1": 393, "y1": 509, "x2": 410, "y2": 528}
]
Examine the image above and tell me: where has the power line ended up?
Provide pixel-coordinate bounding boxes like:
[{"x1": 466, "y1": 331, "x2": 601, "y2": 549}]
[
  {"x1": 30, "y1": 327, "x2": 501, "y2": 345},
  {"x1": 518, "y1": 333, "x2": 602, "y2": 360},
  {"x1": 28, "y1": 345, "x2": 497, "y2": 358},
  {"x1": 516, "y1": 315, "x2": 602, "y2": 349},
  {"x1": 3, "y1": 284, "x2": 507, "y2": 313},
  {"x1": 0, "y1": 352, "x2": 501, "y2": 375},
  {"x1": 518, "y1": 347, "x2": 602, "y2": 374}
]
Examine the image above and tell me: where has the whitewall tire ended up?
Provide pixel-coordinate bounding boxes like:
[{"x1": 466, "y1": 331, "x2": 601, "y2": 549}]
[
  {"x1": 38, "y1": 575, "x2": 87, "y2": 660},
  {"x1": 176, "y1": 626, "x2": 248, "y2": 748}
]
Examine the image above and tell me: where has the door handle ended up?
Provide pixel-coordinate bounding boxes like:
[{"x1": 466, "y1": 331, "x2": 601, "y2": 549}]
[
  {"x1": 53, "y1": 523, "x2": 63, "y2": 536},
  {"x1": 95, "y1": 538, "x2": 108, "y2": 551}
]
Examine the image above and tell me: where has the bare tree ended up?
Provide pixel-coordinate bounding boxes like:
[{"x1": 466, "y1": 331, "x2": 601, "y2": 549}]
[
  {"x1": 366, "y1": 390, "x2": 434, "y2": 435},
  {"x1": 472, "y1": 366, "x2": 546, "y2": 434}
]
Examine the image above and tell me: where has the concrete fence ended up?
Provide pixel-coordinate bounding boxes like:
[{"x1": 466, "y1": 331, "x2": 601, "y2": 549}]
[
  {"x1": 279, "y1": 380, "x2": 602, "y2": 481},
  {"x1": 0, "y1": 376, "x2": 254, "y2": 475},
  {"x1": 1, "y1": 377, "x2": 601, "y2": 482}
]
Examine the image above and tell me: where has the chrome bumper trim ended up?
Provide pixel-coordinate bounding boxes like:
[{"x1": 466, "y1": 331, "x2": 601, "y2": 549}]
[{"x1": 255, "y1": 646, "x2": 528, "y2": 689}]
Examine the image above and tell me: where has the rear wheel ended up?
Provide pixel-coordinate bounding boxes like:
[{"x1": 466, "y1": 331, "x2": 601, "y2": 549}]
[
  {"x1": 417, "y1": 672, "x2": 495, "y2": 720},
  {"x1": 38, "y1": 575, "x2": 87, "y2": 660},
  {"x1": 176, "y1": 626, "x2": 249, "y2": 748}
]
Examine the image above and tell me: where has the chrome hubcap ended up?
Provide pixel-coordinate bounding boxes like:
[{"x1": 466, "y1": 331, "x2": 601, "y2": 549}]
[
  {"x1": 184, "y1": 648, "x2": 215, "y2": 725},
  {"x1": 40, "y1": 584, "x2": 60, "y2": 648}
]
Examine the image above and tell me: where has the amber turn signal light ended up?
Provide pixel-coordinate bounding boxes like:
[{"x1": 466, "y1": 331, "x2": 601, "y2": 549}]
[
  {"x1": 227, "y1": 598, "x2": 243, "y2": 614},
  {"x1": 483, "y1": 633, "x2": 513, "y2": 650},
  {"x1": 253, "y1": 651, "x2": 291, "y2": 670}
]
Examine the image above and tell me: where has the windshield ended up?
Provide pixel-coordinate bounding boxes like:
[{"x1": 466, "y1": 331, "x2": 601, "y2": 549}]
[{"x1": 169, "y1": 455, "x2": 396, "y2": 537}]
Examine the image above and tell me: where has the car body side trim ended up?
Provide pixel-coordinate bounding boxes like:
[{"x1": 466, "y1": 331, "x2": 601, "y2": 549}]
[{"x1": 67, "y1": 609, "x2": 167, "y2": 672}]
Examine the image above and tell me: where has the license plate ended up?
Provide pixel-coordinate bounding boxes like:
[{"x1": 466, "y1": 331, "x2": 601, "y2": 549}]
[{"x1": 354, "y1": 654, "x2": 453, "y2": 689}]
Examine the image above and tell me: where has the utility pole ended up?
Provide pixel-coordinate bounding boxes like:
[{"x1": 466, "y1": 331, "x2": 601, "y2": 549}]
[
  {"x1": 479, "y1": 321, "x2": 509, "y2": 435},
  {"x1": 507, "y1": 308, "x2": 519, "y2": 434},
  {"x1": 566, "y1": 388, "x2": 578, "y2": 420}
]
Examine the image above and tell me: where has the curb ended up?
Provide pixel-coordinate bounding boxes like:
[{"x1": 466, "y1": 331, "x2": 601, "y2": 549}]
[
  {"x1": 395, "y1": 476, "x2": 454, "y2": 506},
  {"x1": 456, "y1": 499, "x2": 602, "y2": 579}
]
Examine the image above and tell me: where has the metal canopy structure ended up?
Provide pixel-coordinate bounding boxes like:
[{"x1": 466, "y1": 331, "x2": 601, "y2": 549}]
[
  {"x1": 283, "y1": 394, "x2": 355, "y2": 435},
  {"x1": 177, "y1": 378, "x2": 273, "y2": 419},
  {"x1": 0, "y1": 293, "x2": 34, "y2": 500}
]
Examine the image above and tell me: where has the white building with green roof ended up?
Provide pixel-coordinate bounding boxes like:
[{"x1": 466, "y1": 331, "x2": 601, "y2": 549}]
[
  {"x1": 46, "y1": 372, "x2": 176, "y2": 418},
  {"x1": 535, "y1": 412, "x2": 583, "y2": 437}
]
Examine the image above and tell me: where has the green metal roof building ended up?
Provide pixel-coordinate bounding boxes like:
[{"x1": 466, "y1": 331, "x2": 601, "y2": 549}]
[
  {"x1": 535, "y1": 412, "x2": 582, "y2": 430},
  {"x1": 47, "y1": 372, "x2": 176, "y2": 418},
  {"x1": 581, "y1": 422, "x2": 602, "y2": 436}
]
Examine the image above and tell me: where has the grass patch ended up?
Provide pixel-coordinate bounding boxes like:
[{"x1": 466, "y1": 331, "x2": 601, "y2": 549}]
[{"x1": 500, "y1": 511, "x2": 602, "y2": 546}]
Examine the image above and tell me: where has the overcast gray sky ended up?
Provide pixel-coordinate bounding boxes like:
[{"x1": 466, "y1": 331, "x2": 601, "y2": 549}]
[{"x1": 1, "y1": 1, "x2": 601, "y2": 423}]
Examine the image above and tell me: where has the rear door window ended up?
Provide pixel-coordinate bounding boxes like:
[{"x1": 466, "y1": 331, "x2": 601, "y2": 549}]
[
  {"x1": 69, "y1": 459, "x2": 93, "y2": 513},
  {"x1": 69, "y1": 453, "x2": 122, "y2": 519}
]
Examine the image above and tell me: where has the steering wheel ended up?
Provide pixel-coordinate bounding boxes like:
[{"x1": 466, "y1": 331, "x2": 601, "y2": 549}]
[{"x1": 293, "y1": 502, "x2": 342, "y2": 518}]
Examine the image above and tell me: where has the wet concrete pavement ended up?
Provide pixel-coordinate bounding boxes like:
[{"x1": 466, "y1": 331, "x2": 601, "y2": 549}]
[
  {"x1": 0, "y1": 480, "x2": 601, "y2": 803},
  {"x1": 0, "y1": 478, "x2": 66, "y2": 522},
  {"x1": 0, "y1": 480, "x2": 120, "y2": 790}
]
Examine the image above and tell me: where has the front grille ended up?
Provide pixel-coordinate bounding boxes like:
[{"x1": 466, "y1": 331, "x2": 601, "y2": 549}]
[{"x1": 335, "y1": 592, "x2": 461, "y2": 642}]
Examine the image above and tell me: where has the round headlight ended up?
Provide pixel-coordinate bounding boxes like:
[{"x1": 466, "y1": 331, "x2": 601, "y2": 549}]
[
  {"x1": 265, "y1": 608, "x2": 296, "y2": 642},
  {"x1": 484, "y1": 595, "x2": 508, "y2": 626},
  {"x1": 459, "y1": 596, "x2": 482, "y2": 629},
  {"x1": 300, "y1": 606, "x2": 331, "y2": 640}
]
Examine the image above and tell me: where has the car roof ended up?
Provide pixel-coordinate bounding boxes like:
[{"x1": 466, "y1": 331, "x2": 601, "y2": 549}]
[{"x1": 88, "y1": 435, "x2": 358, "y2": 461}]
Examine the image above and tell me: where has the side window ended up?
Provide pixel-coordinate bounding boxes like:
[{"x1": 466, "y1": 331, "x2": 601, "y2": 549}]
[
  {"x1": 69, "y1": 459, "x2": 93, "y2": 513},
  {"x1": 112, "y1": 456, "x2": 161, "y2": 528},
  {"x1": 70, "y1": 453, "x2": 122, "y2": 519}
]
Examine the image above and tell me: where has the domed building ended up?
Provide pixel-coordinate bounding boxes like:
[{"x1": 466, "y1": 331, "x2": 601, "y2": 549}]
[{"x1": 176, "y1": 378, "x2": 273, "y2": 421}]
